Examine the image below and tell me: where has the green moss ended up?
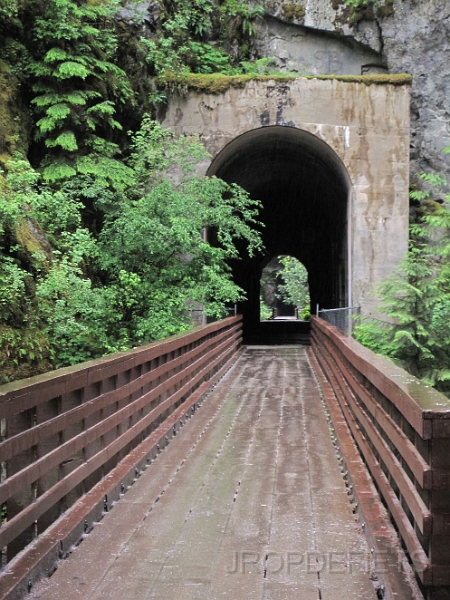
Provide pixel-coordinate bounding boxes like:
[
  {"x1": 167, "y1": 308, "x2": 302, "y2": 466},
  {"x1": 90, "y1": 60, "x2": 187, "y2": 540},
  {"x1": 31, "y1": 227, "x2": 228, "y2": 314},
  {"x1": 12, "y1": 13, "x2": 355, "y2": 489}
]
[
  {"x1": 335, "y1": 0, "x2": 395, "y2": 25},
  {"x1": 282, "y1": 3, "x2": 305, "y2": 21},
  {"x1": 0, "y1": 59, "x2": 30, "y2": 163},
  {"x1": 376, "y1": 0, "x2": 394, "y2": 18},
  {"x1": 265, "y1": 0, "x2": 278, "y2": 10},
  {"x1": 159, "y1": 72, "x2": 298, "y2": 94},
  {"x1": 159, "y1": 72, "x2": 412, "y2": 95},
  {"x1": 16, "y1": 218, "x2": 54, "y2": 267},
  {"x1": 307, "y1": 73, "x2": 412, "y2": 85},
  {"x1": 0, "y1": 325, "x2": 52, "y2": 384}
]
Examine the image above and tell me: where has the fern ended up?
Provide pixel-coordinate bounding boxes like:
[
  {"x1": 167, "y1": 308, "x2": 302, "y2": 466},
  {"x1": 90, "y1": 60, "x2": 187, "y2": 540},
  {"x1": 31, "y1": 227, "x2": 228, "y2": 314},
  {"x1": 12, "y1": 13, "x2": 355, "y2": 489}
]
[
  {"x1": 26, "y1": 0, "x2": 132, "y2": 178},
  {"x1": 46, "y1": 131, "x2": 78, "y2": 151}
]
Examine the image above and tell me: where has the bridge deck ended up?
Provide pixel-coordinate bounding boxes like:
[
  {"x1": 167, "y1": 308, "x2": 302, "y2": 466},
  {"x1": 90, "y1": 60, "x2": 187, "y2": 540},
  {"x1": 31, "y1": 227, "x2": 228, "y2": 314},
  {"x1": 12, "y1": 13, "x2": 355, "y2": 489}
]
[{"x1": 31, "y1": 347, "x2": 376, "y2": 600}]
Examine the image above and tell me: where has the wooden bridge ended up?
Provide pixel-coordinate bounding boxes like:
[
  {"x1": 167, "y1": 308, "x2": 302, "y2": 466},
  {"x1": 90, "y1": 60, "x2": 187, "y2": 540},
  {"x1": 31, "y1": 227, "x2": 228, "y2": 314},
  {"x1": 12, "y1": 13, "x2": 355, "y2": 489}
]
[{"x1": 1, "y1": 317, "x2": 449, "y2": 600}]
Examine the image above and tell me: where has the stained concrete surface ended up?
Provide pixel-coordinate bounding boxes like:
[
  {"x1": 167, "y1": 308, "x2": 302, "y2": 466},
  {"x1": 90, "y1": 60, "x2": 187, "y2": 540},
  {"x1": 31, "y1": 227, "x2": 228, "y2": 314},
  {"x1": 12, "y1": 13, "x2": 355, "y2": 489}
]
[
  {"x1": 31, "y1": 347, "x2": 377, "y2": 600},
  {"x1": 163, "y1": 79, "x2": 410, "y2": 319}
]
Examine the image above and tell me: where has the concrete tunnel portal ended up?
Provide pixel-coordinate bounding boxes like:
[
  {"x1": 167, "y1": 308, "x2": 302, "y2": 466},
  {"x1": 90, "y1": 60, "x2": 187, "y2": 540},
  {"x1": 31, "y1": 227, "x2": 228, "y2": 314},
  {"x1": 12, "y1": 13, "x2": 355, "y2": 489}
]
[{"x1": 207, "y1": 126, "x2": 352, "y2": 343}]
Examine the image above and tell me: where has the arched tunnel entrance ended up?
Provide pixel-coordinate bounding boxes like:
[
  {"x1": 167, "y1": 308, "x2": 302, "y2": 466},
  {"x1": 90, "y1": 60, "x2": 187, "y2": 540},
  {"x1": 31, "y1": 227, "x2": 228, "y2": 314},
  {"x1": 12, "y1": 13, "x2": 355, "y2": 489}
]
[{"x1": 207, "y1": 126, "x2": 352, "y2": 343}]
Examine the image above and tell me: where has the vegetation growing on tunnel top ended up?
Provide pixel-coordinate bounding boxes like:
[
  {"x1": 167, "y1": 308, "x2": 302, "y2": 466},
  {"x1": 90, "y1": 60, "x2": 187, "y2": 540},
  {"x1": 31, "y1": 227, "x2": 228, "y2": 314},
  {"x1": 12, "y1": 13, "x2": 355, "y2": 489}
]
[
  {"x1": 308, "y1": 73, "x2": 412, "y2": 85},
  {"x1": 354, "y1": 165, "x2": 450, "y2": 397},
  {"x1": 158, "y1": 71, "x2": 412, "y2": 95}
]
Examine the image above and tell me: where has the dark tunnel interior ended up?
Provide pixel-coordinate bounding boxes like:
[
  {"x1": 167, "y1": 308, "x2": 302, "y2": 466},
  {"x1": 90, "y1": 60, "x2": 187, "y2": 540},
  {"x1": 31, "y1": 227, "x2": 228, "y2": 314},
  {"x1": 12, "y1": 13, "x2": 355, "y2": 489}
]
[{"x1": 207, "y1": 126, "x2": 351, "y2": 343}]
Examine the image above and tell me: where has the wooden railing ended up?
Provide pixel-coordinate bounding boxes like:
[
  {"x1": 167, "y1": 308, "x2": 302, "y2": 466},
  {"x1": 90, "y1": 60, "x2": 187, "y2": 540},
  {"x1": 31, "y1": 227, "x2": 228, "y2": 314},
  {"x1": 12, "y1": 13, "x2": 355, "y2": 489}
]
[
  {"x1": 0, "y1": 316, "x2": 242, "y2": 596},
  {"x1": 311, "y1": 316, "x2": 450, "y2": 593}
]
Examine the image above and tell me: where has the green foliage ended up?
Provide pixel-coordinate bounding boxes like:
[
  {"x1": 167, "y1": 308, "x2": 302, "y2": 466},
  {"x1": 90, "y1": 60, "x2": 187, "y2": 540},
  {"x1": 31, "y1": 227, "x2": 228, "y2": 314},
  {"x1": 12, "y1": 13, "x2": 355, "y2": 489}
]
[
  {"x1": 0, "y1": 256, "x2": 27, "y2": 323},
  {"x1": 260, "y1": 255, "x2": 310, "y2": 319},
  {"x1": 344, "y1": 0, "x2": 368, "y2": 7},
  {"x1": 300, "y1": 306, "x2": 311, "y2": 321},
  {"x1": 0, "y1": 326, "x2": 49, "y2": 377},
  {"x1": 219, "y1": 1, "x2": 264, "y2": 38},
  {"x1": 0, "y1": 0, "x2": 18, "y2": 20},
  {"x1": 260, "y1": 296, "x2": 272, "y2": 320},
  {"x1": 0, "y1": 119, "x2": 263, "y2": 375},
  {"x1": 25, "y1": 0, "x2": 132, "y2": 180},
  {"x1": 275, "y1": 256, "x2": 310, "y2": 311},
  {"x1": 36, "y1": 259, "x2": 118, "y2": 366},
  {"x1": 143, "y1": 0, "x2": 265, "y2": 82},
  {"x1": 0, "y1": 0, "x2": 271, "y2": 380},
  {"x1": 97, "y1": 116, "x2": 263, "y2": 343},
  {"x1": 354, "y1": 171, "x2": 450, "y2": 394}
]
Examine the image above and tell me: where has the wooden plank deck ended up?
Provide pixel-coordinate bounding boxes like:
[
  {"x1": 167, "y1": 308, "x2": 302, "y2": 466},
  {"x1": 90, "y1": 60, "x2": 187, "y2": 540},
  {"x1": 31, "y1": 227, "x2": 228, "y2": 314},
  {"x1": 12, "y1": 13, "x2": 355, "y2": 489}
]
[{"x1": 30, "y1": 347, "x2": 376, "y2": 600}]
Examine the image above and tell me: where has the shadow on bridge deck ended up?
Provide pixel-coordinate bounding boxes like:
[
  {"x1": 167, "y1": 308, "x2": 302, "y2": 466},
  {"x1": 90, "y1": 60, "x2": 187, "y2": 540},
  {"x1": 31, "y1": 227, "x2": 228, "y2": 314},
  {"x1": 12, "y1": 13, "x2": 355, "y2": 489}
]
[{"x1": 31, "y1": 347, "x2": 376, "y2": 600}]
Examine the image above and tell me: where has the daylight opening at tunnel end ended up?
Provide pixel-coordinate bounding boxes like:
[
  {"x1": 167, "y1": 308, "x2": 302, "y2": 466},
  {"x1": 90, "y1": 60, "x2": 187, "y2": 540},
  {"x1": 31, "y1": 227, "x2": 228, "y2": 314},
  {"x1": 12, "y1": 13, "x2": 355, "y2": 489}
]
[{"x1": 260, "y1": 256, "x2": 311, "y2": 322}]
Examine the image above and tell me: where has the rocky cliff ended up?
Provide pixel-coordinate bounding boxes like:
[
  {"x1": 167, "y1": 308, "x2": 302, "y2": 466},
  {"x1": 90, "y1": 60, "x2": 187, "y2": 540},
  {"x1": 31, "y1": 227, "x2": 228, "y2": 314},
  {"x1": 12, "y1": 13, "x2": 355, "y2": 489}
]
[{"x1": 254, "y1": 0, "x2": 450, "y2": 178}]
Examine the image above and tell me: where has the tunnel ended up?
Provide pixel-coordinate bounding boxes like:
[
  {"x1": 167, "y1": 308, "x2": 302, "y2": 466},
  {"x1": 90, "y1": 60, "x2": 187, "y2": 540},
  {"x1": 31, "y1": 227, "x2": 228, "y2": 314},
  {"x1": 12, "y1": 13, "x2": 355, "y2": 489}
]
[{"x1": 207, "y1": 125, "x2": 352, "y2": 343}]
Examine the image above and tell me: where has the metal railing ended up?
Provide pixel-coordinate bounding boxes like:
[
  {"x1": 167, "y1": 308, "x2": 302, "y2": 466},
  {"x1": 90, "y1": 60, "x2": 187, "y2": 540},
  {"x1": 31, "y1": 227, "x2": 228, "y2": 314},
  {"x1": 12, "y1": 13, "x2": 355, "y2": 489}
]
[{"x1": 316, "y1": 305, "x2": 360, "y2": 336}]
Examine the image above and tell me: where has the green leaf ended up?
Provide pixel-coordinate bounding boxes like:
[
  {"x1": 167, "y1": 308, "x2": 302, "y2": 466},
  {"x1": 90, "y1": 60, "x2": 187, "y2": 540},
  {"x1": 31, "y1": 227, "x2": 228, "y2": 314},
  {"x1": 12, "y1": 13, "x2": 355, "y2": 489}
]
[
  {"x1": 46, "y1": 131, "x2": 78, "y2": 151},
  {"x1": 44, "y1": 47, "x2": 69, "y2": 62},
  {"x1": 56, "y1": 61, "x2": 89, "y2": 79},
  {"x1": 42, "y1": 161, "x2": 77, "y2": 182},
  {"x1": 45, "y1": 103, "x2": 71, "y2": 120}
]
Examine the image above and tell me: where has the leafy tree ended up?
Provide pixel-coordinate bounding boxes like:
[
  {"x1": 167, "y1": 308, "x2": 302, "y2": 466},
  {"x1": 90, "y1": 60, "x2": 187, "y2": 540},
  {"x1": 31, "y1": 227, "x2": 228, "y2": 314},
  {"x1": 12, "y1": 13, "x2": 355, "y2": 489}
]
[
  {"x1": 0, "y1": 0, "x2": 270, "y2": 378},
  {"x1": 260, "y1": 255, "x2": 310, "y2": 319},
  {"x1": 97, "y1": 116, "x2": 263, "y2": 344},
  {"x1": 1, "y1": 119, "x2": 263, "y2": 368},
  {"x1": 275, "y1": 256, "x2": 310, "y2": 312}
]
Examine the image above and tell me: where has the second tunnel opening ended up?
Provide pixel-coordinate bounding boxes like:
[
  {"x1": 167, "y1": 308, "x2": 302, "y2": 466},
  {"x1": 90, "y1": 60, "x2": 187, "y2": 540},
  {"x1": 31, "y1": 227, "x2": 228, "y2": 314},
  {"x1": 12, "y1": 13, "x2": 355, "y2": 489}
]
[{"x1": 207, "y1": 125, "x2": 352, "y2": 344}]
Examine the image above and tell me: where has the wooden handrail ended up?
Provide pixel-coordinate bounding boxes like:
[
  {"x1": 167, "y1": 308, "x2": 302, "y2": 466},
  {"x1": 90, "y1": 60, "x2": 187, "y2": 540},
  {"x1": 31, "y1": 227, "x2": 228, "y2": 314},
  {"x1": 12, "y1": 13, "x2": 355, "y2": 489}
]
[
  {"x1": 0, "y1": 316, "x2": 242, "y2": 569},
  {"x1": 311, "y1": 316, "x2": 450, "y2": 590}
]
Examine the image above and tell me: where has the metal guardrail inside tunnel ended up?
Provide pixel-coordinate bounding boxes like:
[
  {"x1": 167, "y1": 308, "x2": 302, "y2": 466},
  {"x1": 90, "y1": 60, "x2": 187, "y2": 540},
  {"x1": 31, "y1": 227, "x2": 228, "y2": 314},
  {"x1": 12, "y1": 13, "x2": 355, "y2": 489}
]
[
  {"x1": 317, "y1": 305, "x2": 361, "y2": 336},
  {"x1": 1, "y1": 315, "x2": 450, "y2": 599}
]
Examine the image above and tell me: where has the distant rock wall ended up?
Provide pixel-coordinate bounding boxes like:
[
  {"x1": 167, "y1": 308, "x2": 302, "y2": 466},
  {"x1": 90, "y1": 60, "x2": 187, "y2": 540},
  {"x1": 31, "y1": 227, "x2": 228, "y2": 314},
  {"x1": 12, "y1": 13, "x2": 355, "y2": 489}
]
[{"x1": 255, "y1": 0, "x2": 450, "y2": 178}]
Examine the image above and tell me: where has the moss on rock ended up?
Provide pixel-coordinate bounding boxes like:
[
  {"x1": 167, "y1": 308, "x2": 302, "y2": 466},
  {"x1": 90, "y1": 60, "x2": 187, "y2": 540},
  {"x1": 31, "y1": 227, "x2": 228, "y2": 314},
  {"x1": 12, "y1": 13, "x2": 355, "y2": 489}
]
[
  {"x1": 282, "y1": 3, "x2": 305, "y2": 21},
  {"x1": 16, "y1": 218, "x2": 54, "y2": 269},
  {"x1": 159, "y1": 72, "x2": 412, "y2": 95},
  {"x1": 0, "y1": 59, "x2": 30, "y2": 166}
]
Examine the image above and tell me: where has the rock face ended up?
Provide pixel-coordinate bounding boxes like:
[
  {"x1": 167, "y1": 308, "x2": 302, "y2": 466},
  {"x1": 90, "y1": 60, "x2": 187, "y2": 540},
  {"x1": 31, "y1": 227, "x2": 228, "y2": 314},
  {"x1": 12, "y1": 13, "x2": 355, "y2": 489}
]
[{"x1": 256, "y1": 0, "x2": 450, "y2": 178}]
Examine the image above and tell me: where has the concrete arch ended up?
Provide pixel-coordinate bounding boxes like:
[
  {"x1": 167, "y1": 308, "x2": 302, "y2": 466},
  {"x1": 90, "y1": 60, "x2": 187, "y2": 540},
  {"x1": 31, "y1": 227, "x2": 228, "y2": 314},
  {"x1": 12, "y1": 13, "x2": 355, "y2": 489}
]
[
  {"x1": 162, "y1": 77, "x2": 411, "y2": 327},
  {"x1": 207, "y1": 125, "x2": 352, "y2": 341}
]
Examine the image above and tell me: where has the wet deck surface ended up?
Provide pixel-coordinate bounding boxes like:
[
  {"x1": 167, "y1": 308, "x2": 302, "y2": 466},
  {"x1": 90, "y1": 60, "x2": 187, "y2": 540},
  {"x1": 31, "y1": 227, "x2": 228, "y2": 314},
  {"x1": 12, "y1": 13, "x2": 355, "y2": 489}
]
[{"x1": 32, "y1": 347, "x2": 376, "y2": 600}]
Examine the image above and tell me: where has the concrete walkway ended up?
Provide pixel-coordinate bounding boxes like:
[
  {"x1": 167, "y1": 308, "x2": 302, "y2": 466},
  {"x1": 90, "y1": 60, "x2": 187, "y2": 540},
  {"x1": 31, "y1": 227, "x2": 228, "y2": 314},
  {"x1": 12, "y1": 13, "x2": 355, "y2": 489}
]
[{"x1": 31, "y1": 347, "x2": 377, "y2": 600}]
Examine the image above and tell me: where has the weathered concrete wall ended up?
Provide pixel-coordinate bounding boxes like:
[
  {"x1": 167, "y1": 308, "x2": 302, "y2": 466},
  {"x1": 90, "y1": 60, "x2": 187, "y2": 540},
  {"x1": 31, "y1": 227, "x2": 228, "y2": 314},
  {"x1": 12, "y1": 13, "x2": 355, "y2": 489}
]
[{"x1": 162, "y1": 78, "x2": 410, "y2": 317}]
